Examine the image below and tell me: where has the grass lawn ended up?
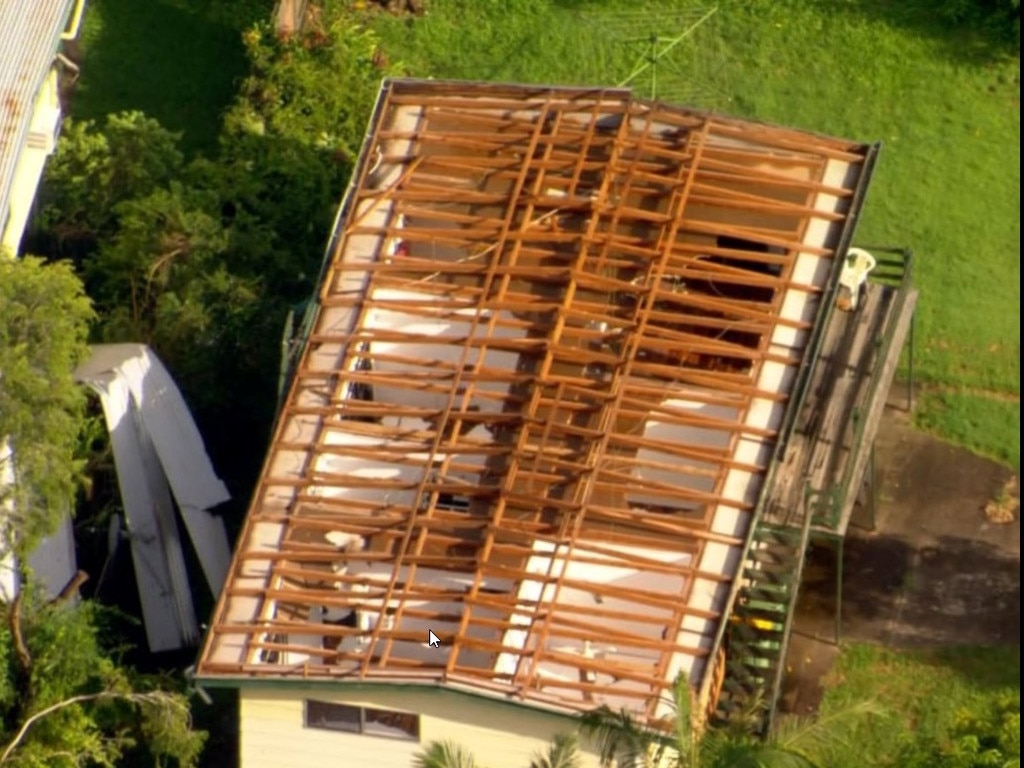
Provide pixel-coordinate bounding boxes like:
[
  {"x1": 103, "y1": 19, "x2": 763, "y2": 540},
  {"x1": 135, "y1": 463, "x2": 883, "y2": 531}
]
[
  {"x1": 71, "y1": 0, "x2": 269, "y2": 155},
  {"x1": 372, "y1": 0, "x2": 1021, "y2": 467},
  {"x1": 816, "y1": 643, "x2": 1020, "y2": 766}
]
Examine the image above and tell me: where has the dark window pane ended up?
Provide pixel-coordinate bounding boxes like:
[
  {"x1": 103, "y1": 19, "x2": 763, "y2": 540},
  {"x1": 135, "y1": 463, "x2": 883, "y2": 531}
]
[
  {"x1": 305, "y1": 700, "x2": 360, "y2": 733},
  {"x1": 436, "y1": 494, "x2": 470, "y2": 513},
  {"x1": 363, "y1": 707, "x2": 420, "y2": 741}
]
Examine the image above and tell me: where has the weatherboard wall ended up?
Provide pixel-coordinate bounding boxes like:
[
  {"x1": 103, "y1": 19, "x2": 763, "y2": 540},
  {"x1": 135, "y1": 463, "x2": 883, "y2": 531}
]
[{"x1": 239, "y1": 686, "x2": 603, "y2": 768}]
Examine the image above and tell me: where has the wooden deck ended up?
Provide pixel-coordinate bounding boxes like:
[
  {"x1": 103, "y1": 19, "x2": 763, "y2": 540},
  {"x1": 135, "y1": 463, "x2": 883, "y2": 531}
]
[{"x1": 764, "y1": 281, "x2": 918, "y2": 536}]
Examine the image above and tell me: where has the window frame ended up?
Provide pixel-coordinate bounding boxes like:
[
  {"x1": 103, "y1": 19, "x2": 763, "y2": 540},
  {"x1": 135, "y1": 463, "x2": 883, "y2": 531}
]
[{"x1": 303, "y1": 700, "x2": 421, "y2": 742}]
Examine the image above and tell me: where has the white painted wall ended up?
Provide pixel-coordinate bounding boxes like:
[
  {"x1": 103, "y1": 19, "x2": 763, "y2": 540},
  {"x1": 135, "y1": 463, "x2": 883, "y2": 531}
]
[
  {"x1": 1, "y1": 68, "x2": 61, "y2": 255},
  {"x1": 239, "y1": 686, "x2": 603, "y2": 768}
]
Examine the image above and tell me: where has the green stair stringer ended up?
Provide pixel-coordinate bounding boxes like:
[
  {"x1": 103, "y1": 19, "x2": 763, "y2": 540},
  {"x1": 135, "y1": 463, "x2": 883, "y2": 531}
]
[{"x1": 713, "y1": 498, "x2": 814, "y2": 735}]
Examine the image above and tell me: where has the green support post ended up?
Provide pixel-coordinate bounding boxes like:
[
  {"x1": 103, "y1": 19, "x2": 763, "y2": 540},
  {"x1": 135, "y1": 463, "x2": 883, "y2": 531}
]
[
  {"x1": 908, "y1": 311, "x2": 916, "y2": 412},
  {"x1": 835, "y1": 535, "x2": 844, "y2": 645},
  {"x1": 867, "y1": 442, "x2": 877, "y2": 532}
]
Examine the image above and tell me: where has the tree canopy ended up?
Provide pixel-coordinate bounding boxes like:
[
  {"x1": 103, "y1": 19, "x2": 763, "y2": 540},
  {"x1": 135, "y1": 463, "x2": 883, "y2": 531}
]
[
  {"x1": 0, "y1": 255, "x2": 204, "y2": 766},
  {"x1": 0, "y1": 590, "x2": 205, "y2": 768},
  {"x1": 0, "y1": 256, "x2": 94, "y2": 557}
]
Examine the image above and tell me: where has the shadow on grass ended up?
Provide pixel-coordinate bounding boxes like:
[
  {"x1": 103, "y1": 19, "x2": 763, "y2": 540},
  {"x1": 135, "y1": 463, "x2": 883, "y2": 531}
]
[
  {"x1": 916, "y1": 644, "x2": 1021, "y2": 691},
  {"x1": 807, "y1": 0, "x2": 1020, "y2": 65},
  {"x1": 799, "y1": 533, "x2": 1020, "y2": 649},
  {"x1": 71, "y1": 0, "x2": 252, "y2": 155}
]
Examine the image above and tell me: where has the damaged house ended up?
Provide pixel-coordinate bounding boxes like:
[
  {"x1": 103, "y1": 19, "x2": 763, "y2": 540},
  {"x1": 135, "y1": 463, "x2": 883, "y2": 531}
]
[{"x1": 193, "y1": 79, "x2": 916, "y2": 767}]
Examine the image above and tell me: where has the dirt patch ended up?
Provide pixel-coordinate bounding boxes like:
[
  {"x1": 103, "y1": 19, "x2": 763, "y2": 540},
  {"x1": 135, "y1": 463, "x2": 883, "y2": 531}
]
[{"x1": 780, "y1": 391, "x2": 1020, "y2": 715}]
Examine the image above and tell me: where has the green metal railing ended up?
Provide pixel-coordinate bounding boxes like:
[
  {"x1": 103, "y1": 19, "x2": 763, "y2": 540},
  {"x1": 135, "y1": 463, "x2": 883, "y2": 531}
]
[{"x1": 864, "y1": 246, "x2": 916, "y2": 411}]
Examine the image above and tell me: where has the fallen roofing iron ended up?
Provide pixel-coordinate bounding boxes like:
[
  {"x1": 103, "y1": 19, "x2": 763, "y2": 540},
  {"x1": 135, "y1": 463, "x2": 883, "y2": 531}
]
[{"x1": 75, "y1": 344, "x2": 232, "y2": 653}]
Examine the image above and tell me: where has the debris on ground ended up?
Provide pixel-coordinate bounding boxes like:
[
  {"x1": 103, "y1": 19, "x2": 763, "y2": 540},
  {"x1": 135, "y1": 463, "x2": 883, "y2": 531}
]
[{"x1": 985, "y1": 475, "x2": 1019, "y2": 523}]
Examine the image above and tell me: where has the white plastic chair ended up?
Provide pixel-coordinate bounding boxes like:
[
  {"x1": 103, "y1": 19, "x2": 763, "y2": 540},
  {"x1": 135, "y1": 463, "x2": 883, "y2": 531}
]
[{"x1": 838, "y1": 247, "x2": 877, "y2": 311}]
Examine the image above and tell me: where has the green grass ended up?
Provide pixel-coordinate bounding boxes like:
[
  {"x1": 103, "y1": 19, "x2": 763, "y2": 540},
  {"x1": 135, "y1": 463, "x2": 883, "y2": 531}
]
[
  {"x1": 372, "y1": 0, "x2": 1020, "y2": 465},
  {"x1": 817, "y1": 644, "x2": 1020, "y2": 767},
  {"x1": 916, "y1": 389, "x2": 1021, "y2": 470},
  {"x1": 71, "y1": 0, "x2": 264, "y2": 155}
]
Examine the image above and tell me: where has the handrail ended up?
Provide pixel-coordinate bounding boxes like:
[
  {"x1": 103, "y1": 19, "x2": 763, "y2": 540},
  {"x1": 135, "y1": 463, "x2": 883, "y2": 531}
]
[
  {"x1": 61, "y1": 0, "x2": 86, "y2": 41},
  {"x1": 772, "y1": 145, "x2": 883, "y2": 461},
  {"x1": 830, "y1": 247, "x2": 914, "y2": 523}
]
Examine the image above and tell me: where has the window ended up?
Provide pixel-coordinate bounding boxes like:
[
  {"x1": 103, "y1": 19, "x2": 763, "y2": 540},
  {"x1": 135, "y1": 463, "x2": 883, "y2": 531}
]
[
  {"x1": 305, "y1": 701, "x2": 360, "y2": 733},
  {"x1": 304, "y1": 701, "x2": 420, "y2": 741}
]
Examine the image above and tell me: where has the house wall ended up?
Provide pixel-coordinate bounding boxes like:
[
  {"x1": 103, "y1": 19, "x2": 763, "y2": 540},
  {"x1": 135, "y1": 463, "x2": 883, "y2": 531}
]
[
  {"x1": 239, "y1": 685, "x2": 604, "y2": 768},
  {"x1": 1, "y1": 67, "x2": 62, "y2": 255}
]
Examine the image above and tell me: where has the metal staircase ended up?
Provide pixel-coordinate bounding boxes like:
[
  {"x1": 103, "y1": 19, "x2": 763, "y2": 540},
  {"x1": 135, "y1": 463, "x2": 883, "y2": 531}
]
[
  {"x1": 708, "y1": 247, "x2": 917, "y2": 736},
  {"x1": 713, "y1": 512, "x2": 813, "y2": 733}
]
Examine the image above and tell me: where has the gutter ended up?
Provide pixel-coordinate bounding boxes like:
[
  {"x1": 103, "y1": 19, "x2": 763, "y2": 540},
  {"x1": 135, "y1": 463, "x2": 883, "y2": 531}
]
[
  {"x1": 61, "y1": 0, "x2": 86, "y2": 41},
  {"x1": 274, "y1": 77, "x2": 392, "y2": 414},
  {"x1": 194, "y1": 675, "x2": 586, "y2": 726}
]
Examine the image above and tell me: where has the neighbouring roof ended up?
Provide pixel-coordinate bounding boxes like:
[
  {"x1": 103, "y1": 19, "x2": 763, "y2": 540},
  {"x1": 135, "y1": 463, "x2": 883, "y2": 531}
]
[
  {"x1": 0, "y1": 0, "x2": 75, "y2": 239},
  {"x1": 198, "y1": 79, "x2": 876, "y2": 726}
]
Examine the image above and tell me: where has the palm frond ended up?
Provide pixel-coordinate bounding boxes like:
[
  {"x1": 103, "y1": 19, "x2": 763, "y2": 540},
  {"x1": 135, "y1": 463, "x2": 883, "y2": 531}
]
[
  {"x1": 413, "y1": 740, "x2": 480, "y2": 768},
  {"x1": 702, "y1": 739, "x2": 769, "y2": 768},
  {"x1": 772, "y1": 699, "x2": 885, "y2": 763},
  {"x1": 530, "y1": 733, "x2": 582, "y2": 768},
  {"x1": 580, "y1": 705, "x2": 657, "y2": 768}
]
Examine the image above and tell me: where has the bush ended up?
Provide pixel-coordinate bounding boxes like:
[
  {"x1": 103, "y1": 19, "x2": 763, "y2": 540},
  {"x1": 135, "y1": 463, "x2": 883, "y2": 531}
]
[{"x1": 931, "y1": 0, "x2": 1020, "y2": 43}]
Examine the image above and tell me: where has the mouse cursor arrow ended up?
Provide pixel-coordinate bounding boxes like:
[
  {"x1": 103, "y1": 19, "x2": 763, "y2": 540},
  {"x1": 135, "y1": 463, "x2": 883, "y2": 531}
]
[{"x1": 427, "y1": 630, "x2": 441, "y2": 648}]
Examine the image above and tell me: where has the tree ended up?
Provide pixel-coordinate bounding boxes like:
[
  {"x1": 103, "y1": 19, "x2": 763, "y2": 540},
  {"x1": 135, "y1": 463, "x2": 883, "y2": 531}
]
[
  {"x1": 900, "y1": 693, "x2": 1020, "y2": 768},
  {"x1": 229, "y1": 5, "x2": 393, "y2": 169},
  {"x1": 415, "y1": 740, "x2": 483, "y2": 768},
  {"x1": 0, "y1": 256, "x2": 94, "y2": 557},
  {"x1": 530, "y1": 734, "x2": 583, "y2": 768},
  {"x1": 0, "y1": 588, "x2": 205, "y2": 768},
  {"x1": 216, "y1": 3, "x2": 399, "y2": 299},
  {"x1": 34, "y1": 112, "x2": 184, "y2": 258},
  {"x1": 83, "y1": 180, "x2": 264, "y2": 396},
  {"x1": 0, "y1": 255, "x2": 205, "y2": 766}
]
